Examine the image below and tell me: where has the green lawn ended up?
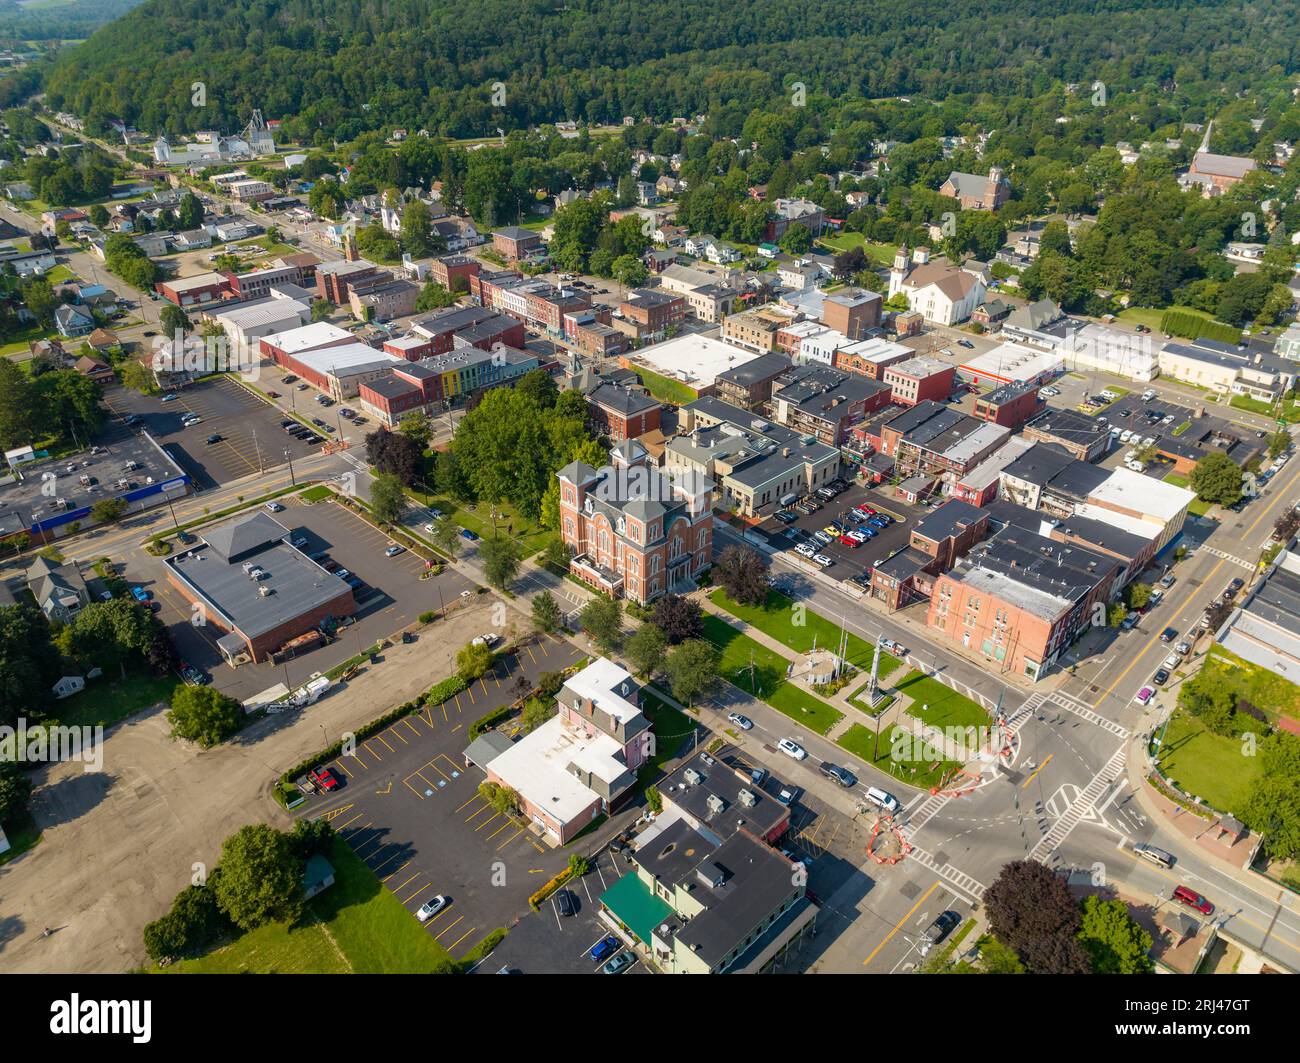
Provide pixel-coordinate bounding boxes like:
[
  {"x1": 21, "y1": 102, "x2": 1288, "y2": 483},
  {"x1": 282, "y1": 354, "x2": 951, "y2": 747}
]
[
  {"x1": 44, "y1": 264, "x2": 74, "y2": 284},
  {"x1": 412, "y1": 492, "x2": 550, "y2": 559},
  {"x1": 1162, "y1": 472, "x2": 1213, "y2": 516},
  {"x1": 1230, "y1": 393, "x2": 1300, "y2": 424},
  {"x1": 702, "y1": 614, "x2": 843, "y2": 735},
  {"x1": 632, "y1": 366, "x2": 698, "y2": 406},
  {"x1": 1155, "y1": 710, "x2": 1262, "y2": 816},
  {"x1": 49, "y1": 668, "x2": 177, "y2": 729},
  {"x1": 299, "y1": 484, "x2": 332, "y2": 503},
  {"x1": 167, "y1": 837, "x2": 466, "y2": 973},
  {"x1": 1205, "y1": 644, "x2": 1300, "y2": 723},
  {"x1": 709, "y1": 588, "x2": 901, "y2": 680},
  {"x1": 836, "y1": 723, "x2": 960, "y2": 790},
  {"x1": 0, "y1": 322, "x2": 50, "y2": 356},
  {"x1": 891, "y1": 670, "x2": 990, "y2": 730},
  {"x1": 815, "y1": 232, "x2": 898, "y2": 268},
  {"x1": 639, "y1": 689, "x2": 695, "y2": 777},
  {"x1": 1115, "y1": 305, "x2": 1215, "y2": 332}
]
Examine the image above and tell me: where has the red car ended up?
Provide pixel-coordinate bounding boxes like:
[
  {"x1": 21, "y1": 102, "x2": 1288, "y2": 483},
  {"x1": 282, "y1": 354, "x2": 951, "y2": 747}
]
[
  {"x1": 854, "y1": 504, "x2": 877, "y2": 516},
  {"x1": 310, "y1": 767, "x2": 340, "y2": 792},
  {"x1": 1171, "y1": 885, "x2": 1213, "y2": 915},
  {"x1": 838, "y1": 533, "x2": 860, "y2": 548}
]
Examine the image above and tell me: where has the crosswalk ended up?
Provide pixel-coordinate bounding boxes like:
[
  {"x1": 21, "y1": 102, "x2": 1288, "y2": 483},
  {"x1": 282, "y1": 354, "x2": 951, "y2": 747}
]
[
  {"x1": 1202, "y1": 546, "x2": 1254, "y2": 571},
  {"x1": 906, "y1": 843, "x2": 987, "y2": 902},
  {"x1": 1028, "y1": 744, "x2": 1128, "y2": 862}
]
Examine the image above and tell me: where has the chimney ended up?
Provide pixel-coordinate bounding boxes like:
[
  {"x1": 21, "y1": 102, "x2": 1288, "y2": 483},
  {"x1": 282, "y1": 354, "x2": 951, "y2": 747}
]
[{"x1": 913, "y1": 246, "x2": 931, "y2": 266}]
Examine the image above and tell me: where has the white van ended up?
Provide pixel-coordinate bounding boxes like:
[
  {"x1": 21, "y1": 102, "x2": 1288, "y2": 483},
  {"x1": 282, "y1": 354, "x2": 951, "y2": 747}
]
[{"x1": 863, "y1": 786, "x2": 899, "y2": 814}]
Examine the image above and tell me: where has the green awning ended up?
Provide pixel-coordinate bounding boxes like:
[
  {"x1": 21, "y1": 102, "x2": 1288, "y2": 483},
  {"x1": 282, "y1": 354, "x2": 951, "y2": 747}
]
[{"x1": 600, "y1": 871, "x2": 673, "y2": 944}]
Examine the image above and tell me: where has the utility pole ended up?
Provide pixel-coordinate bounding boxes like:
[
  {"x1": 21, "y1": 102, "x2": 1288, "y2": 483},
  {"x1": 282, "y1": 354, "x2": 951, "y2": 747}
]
[{"x1": 284, "y1": 448, "x2": 296, "y2": 485}]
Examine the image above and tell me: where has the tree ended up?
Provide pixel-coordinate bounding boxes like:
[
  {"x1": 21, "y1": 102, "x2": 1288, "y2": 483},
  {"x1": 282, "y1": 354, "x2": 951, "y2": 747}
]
[
  {"x1": 663, "y1": 638, "x2": 718, "y2": 706},
  {"x1": 0, "y1": 761, "x2": 34, "y2": 824},
  {"x1": 90, "y1": 497, "x2": 128, "y2": 524},
  {"x1": 650, "y1": 593, "x2": 703, "y2": 643},
  {"x1": 480, "y1": 535, "x2": 521, "y2": 590},
  {"x1": 778, "y1": 222, "x2": 812, "y2": 254},
  {"x1": 310, "y1": 298, "x2": 333, "y2": 322},
  {"x1": 370, "y1": 472, "x2": 407, "y2": 524},
  {"x1": 365, "y1": 429, "x2": 423, "y2": 484},
  {"x1": 457, "y1": 639, "x2": 495, "y2": 682},
  {"x1": 0, "y1": 356, "x2": 36, "y2": 447},
  {"x1": 398, "y1": 411, "x2": 432, "y2": 450},
  {"x1": 624, "y1": 622, "x2": 667, "y2": 678},
  {"x1": 984, "y1": 860, "x2": 1089, "y2": 974},
  {"x1": 64, "y1": 598, "x2": 156, "y2": 675},
  {"x1": 521, "y1": 696, "x2": 552, "y2": 733},
  {"x1": 580, "y1": 596, "x2": 623, "y2": 653},
  {"x1": 289, "y1": 818, "x2": 335, "y2": 862},
  {"x1": 1178, "y1": 669, "x2": 1237, "y2": 736},
  {"x1": 160, "y1": 303, "x2": 190, "y2": 338},
  {"x1": 142, "y1": 883, "x2": 228, "y2": 962},
  {"x1": 166, "y1": 685, "x2": 244, "y2": 748},
  {"x1": 119, "y1": 359, "x2": 158, "y2": 394},
  {"x1": 714, "y1": 545, "x2": 769, "y2": 606},
  {"x1": 415, "y1": 280, "x2": 456, "y2": 311},
  {"x1": 1268, "y1": 430, "x2": 1291, "y2": 459},
  {"x1": 1077, "y1": 895, "x2": 1154, "y2": 974},
  {"x1": 1190, "y1": 450, "x2": 1243, "y2": 507},
  {"x1": 88, "y1": 203, "x2": 110, "y2": 227},
  {"x1": 532, "y1": 590, "x2": 561, "y2": 633},
  {"x1": 0, "y1": 604, "x2": 62, "y2": 730},
  {"x1": 977, "y1": 935, "x2": 1027, "y2": 974},
  {"x1": 515, "y1": 368, "x2": 559, "y2": 409},
  {"x1": 177, "y1": 191, "x2": 204, "y2": 231},
  {"x1": 213, "y1": 824, "x2": 305, "y2": 931},
  {"x1": 430, "y1": 517, "x2": 460, "y2": 558},
  {"x1": 1127, "y1": 582, "x2": 1152, "y2": 610},
  {"x1": 400, "y1": 199, "x2": 436, "y2": 257}
]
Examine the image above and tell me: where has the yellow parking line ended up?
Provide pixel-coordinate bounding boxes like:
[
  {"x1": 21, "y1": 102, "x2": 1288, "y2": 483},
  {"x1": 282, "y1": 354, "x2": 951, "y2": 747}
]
[
  {"x1": 1022, "y1": 754, "x2": 1053, "y2": 789},
  {"x1": 335, "y1": 812, "x2": 364, "y2": 830},
  {"x1": 525, "y1": 644, "x2": 537, "y2": 664},
  {"x1": 402, "y1": 882, "x2": 432, "y2": 904},
  {"x1": 864, "y1": 880, "x2": 941, "y2": 966},
  {"x1": 454, "y1": 693, "x2": 464, "y2": 714},
  {"x1": 385, "y1": 727, "x2": 409, "y2": 746},
  {"x1": 363, "y1": 741, "x2": 383, "y2": 761},
  {"x1": 475, "y1": 811, "x2": 503, "y2": 832},
  {"x1": 447, "y1": 926, "x2": 478, "y2": 953},
  {"x1": 424, "y1": 906, "x2": 454, "y2": 928},
  {"x1": 345, "y1": 748, "x2": 370, "y2": 769},
  {"x1": 372, "y1": 849, "x2": 405, "y2": 875},
  {"x1": 353, "y1": 835, "x2": 385, "y2": 858},
  {"x1": 442, "y1": 700, "x2": 450, "y2": 722},
  {"x1": 485, "y1": 818, "x2": 514, "y2": 841},
  {"x1": 381, "y1": 861, "x2": 410, "y2": 883},
  {"x1": 433, "y1": 915, "x2": 464, "y2": 941},
  {"x1": 402, "y1": 718, "x2": 422, "y2": 737},
  {"x1": 496, "y1": 827, "x2": 524, "y2": 850},
  {"x1": 375, "y1": 733, "x2": 396, "y2": 752},
  {"x1": 402, "y1": 777, "x2": 426, "y2": 799},
  {"x1": 455, "y1": 795, "x2": 482, "y2": 813},
  {"x1": 466, "y1": 802, "x2": 495, "y2": 823},
  {"x1": 466, "y1": 685, "x2": 476, "y2": 705}
]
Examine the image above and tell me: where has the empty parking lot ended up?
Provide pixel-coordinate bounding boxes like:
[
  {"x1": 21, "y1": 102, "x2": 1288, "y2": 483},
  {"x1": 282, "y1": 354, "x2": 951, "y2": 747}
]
[{"x1": 293, "y1": 635, "x2": 585, "y2": 961}]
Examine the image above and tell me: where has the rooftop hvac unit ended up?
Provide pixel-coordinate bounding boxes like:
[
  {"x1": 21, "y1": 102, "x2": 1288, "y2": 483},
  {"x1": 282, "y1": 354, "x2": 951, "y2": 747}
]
[
  {"x1": 258, "y1": 586, "x2": 273, "y2": 597},
  {"x1": 683, "y1": 767, "x2": 702, "y2": 786},
  {"x1": 706, "y1": 794, "x2": 726, "y2": 814},
  {"x1": 738, "y1": 788, "x2": 757, "y2": 807}
]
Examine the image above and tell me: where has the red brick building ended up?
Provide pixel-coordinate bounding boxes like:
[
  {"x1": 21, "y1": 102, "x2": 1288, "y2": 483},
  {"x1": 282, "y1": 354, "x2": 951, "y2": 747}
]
[
  {"x1": 587, "y1": 383, "x2": 662, "y2": 443},
  {"x1": 429, "y1": 254, "x2": 480, "y2": 293},
  {"x1": 881, "y1": 356, "x2": 956, "y2": 407},
  {"x1": 619, "y1": 288, "x2": 686, "y2": 340},
  {"x1": 492, "y1": 226, "x2": 543, "y2": 261},
  {"x1": 557, "y1": 441, "x2": 712, "y2": 605},
  {"x1": 821, "y1": 288, "x2": 882, "y2": 340},
  {"x1": 973, "y1": 380, "x2": 1042, "y2": 429}
]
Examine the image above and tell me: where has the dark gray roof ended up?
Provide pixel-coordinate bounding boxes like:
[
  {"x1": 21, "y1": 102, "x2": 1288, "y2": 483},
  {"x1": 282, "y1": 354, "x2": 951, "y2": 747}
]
[
  {"x1": 202, "y1": 511, "x2": 289, "y2": 561},
  {"x1": 715, "y1": 351, "x2": 793, "y2": 387},
  {"x1": 663, "y1": 748, "x2": 789, "y2": 841},
  {"x1": 1027, "y1": 407, "x2": 1108, "y2": 446},
  {"x1": 875, "y1": 547, "x2": 932, "y2": 581},
  {"x1": 913, "y1": 499, "x2": 987, "y2": 542},
  {"x1": 1001, "y1": 442, "x2": 1078, "y2": 487},
  {"x1": 589, "y1": 382, "x2": 659, "y2": 416}
]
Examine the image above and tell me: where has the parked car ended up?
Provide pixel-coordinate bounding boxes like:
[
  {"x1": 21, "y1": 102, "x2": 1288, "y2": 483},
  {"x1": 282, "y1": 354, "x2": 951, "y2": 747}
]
[
  {"x1": 1134, "y1": 685, "x2": 1156, "y2": 705},
  {"x1": 922, "y1": 910, "x2": 961, "y2": 946},
  {"x1": 601, "y1": 950, "x2": 635, "y2": 974},
  {"x1": 880, "y1": 638, "x2": 907, "y2": 656},
  {"x1": 957, "y1": 339, "x2": 975, "y2": 349},
  {"x1": 820, "y1": 763, "x2": 857, "y2": 788},
  {"x1": 1160, "y1": 627, "x2": 1178, "y2": 643},
  {"x1": 205, "y1": 433, "x2": 222, "y2": 444},
  {"x1": 310, "y1": 766, "x2": 340, "y2": 792},
  {"x1": 384, "y1": 544, "x2": 405, "y2": 557},
  {"x1": 416, "y1": 895, "x2": 449, "y2": 922},
  {"x1": 460, "y1": 528, "x2": 480, "y2": 541},
  {"x1": 1171, "y1": 885, "x2": 1213, "y2": 915},
  {"x1": 265, "y1": 501, "x2": 285, "y2": 512},
  {"x1": 555, "y1": 889, "x2": 576, "y2": 917},
  {"x1": 160, "y1": 393, "x2": 177, "y2": 402},
  {"x1": 589, "y1": 936, "x2": 620, "y2": 963},
  {"x1": 813, "y1": 553, "x2": 834, "y2": 567},
  {"x1": 727, "y1": 712, "x2": 753, "y2": 731},
  {"x1": 130, "y1": 586, "x2": 150, "y2": 602},
  {"x1": 1152, "y1": 668, "x2": 1170, "y2": 686},
  {"x1": 778, "y1": 738, "x2": 807, "y2": 760},
  {"x1": 1158, "y1": 572, "x2": 1176, "y2": 589},
  {"x1": 794, "y1": 542, "x2": 816, "y2": 558}
]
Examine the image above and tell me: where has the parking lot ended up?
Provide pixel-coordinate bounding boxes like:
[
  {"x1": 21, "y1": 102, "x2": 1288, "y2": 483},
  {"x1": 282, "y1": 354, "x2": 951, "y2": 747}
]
[
  {"x1": 476, "y1": 847, "x2": 648, "y2": 974},
  {"x1": 754, "y1": 480, "x2": 921, "y2": 582},
  {"x1": 130, "y1": 493, "x2": 481, "y2": 702},
  {"x1": 103, "y1": 376, "x2": 324, "y2": 489},
  {"x1": 293, "y1": 636, "x2": 586, "y2": 963}
]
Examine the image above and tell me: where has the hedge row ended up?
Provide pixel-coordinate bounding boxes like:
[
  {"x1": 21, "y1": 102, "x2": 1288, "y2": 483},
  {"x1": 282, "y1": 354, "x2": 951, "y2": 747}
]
[
  {"x1": 281, "y1": 674, "x2": 469, "y2": 786},
  {"x1": 1160, "y1": 309, "x2": 1241, "y2": 347},
  {"x1": 528, "y1": 866, "x2": 575, "y2": 910},
  {"x1": 469, "y1": 704, "x2": 515, "y2": 739}
]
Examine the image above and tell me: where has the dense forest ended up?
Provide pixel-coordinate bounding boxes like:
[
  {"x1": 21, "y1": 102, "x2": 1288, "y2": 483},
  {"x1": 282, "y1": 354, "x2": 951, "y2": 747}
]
[
  {"x1": 0, "y1": 0, "x2": 141, "y2": 42},
  {"x1": 34, "y1": 0, "x2": 1300, "y2": 141}
]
